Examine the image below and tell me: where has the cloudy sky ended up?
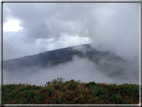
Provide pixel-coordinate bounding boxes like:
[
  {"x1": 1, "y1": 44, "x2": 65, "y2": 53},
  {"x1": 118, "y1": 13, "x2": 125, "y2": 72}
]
[
  {"x1": 3, "y1": 3, "x2": 140, "y2": 85},
  {"x1": 3, "y1": 3, "x2": 139, "y2": 61}
]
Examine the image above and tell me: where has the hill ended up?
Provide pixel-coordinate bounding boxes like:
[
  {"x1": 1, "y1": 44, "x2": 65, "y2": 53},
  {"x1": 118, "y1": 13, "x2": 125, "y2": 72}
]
[{"x1": 3, "y1": 44, "x2": 124, "y2": 72}]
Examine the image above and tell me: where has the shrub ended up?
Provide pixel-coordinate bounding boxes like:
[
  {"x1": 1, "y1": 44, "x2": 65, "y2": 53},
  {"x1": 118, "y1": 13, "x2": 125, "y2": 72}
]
[
  {"x1": 47, "y1": 87, "x2": 55, "y2": 97},
  {"x1": 57, "y1": 78, "x2": 65, "y2": 83},
  {"x1": 64, "y1": 81, "x2": 70, "y2": 85},
  {"x1": 119, "y1": 84, "x2": 139, "y2": 97},
  {"x1": 10, "y1": 90, "x2": 21, "y2": 99},
  {"x1": 56, "y1": 99, "x2": 64, "y2": 104},
  {"x1": 76, "y1": 89, "x2": 83, "y2": 95},
  {"x1": 86, "y1": 81, "x2": 97, "y2": 89},
  {"x1": 108, "y1": 83, "x2": 119, "y2": 91},
  {"x1": 110, "y1": 94, "x2": 122, "y2": 103},
  {"x1": 54, "y1": 84, "x2": 60, "y2": 90},
  {"x1": 34, "y1": 95, "x2": 41, "y2": 104},
  {"x1": 67, "y1": 80, "x2": 77, "y2": 90},
  {"x1": 34, "y1": 93, "x2": 45, "y2": 104},
  {"x1": 46, "y1": 81, "x2": 51, "y2": 86},
  {"x1": 61, "y1": 87, "x2": 66, "y2": 92},
  {"x1": 22, "y1": 90, "x2": 35, "y2": 103},
  {"x1": 51, "y1": 79, "x2": 58, "y2": 85},
  {"x1": 40, "y1": 88, "x2": 47, "y2": 93},
  {"x1": 17, "y1": 85, "x2": 33, "y2": 92},
  {"x1": 95, "y1": 87, "x2": 105, "y2": 96},
  {"x1": 3, "y1": 84, "x2": 19, "y2": 93},
  {"x1": 31, "y1": 85, "x2": 40, "y2": 90}
]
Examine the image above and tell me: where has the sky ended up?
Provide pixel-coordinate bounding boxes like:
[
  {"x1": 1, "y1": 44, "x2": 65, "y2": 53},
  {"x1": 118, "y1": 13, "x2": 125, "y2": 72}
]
[
  {"x1": 3, "y1": 3, "x2": 139, "y2": 61},
  {"x1": 3, "y1": 3, "x2": 140, "y2": 85}
]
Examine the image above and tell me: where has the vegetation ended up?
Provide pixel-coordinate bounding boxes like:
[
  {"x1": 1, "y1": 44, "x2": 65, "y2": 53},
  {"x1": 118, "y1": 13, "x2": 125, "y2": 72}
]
[{"x1": 2, "y1": 78, "x2": 140, "y2": 104}]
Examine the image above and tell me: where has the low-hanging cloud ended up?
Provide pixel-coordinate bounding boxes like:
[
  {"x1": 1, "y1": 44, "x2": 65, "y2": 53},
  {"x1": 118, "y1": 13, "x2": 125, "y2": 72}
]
[
  {"x1": 3, "y1": 55, "x2": 139, "y2": 86},
  {"x1": 3, "y1": 3, "x2": 139, "y2": 86}
]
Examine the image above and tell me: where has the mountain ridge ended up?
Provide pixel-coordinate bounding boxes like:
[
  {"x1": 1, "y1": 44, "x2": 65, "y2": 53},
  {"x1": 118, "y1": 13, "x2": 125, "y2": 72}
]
[
  {"x1": 3, "y1": 44, "x2": 123, "y2": 72},
  {"x1": 3, "y1": 44, "x2": 92, "y2": 61}
]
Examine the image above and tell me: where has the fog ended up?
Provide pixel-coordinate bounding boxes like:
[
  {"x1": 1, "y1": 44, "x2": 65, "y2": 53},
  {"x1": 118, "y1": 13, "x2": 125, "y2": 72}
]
[
  {"x1": 3, "y1": 54, "x2": 139, "y2": 86},
  {"x1": 3, "y1": 3, "x2": 140, "y2": 86}
]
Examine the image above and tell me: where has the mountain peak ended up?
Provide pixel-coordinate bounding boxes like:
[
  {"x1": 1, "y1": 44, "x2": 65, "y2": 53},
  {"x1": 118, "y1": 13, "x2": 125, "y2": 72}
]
[{"x1": 3, "y1": 44, "x2": 122, "y2": 72}]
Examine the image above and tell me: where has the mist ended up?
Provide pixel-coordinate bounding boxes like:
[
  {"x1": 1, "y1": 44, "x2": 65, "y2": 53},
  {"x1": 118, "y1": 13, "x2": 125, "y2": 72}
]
[
  {"x1": 3, "y1": 3, "x2": 139, "y2": 86},
  {"x1": 3, "y1": 54, "x2": 139, "y2": 86}
]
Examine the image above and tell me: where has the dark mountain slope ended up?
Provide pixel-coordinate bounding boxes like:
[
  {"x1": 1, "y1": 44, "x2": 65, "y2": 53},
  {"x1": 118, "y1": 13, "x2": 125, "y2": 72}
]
[{"x1": 3, "y1": 44, "x2": 123, "y2": 71}]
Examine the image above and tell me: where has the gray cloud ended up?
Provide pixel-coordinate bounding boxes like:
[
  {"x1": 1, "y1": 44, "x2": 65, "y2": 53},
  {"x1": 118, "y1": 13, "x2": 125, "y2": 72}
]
[
  {"x1": 3, "y1": 56, "x2": 139, "y2": 86},
  {"x1": 3, "y1": 3, "x2": 139, "y2": 85},
  {"x1": 90, "y1": 3, "x2": 139, "y2": 62},
  {"x1": 3, "y1": 3, "x2": 139, "y2": 61}
]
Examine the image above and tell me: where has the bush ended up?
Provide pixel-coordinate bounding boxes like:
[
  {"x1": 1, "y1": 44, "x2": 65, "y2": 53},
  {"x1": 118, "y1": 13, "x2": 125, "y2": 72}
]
[
  {"x1": 86, "y1": 81, "x2": 97, "y2": 89},
  {"x1": 110, "y1": 94, "x2": 122, "y2": 103},
  {"x1": 54, "y1": 84, "x2": 60, "y2": 90},
  {"x1": 57, "y1": 78, "x2": 64, "y2": 83},
  {"x1": 67, "y1": 80, "x2": 77, "y2": 90},
  {"x1": 34, "y1": 93, "x2": 45, "y2": 104},
  {"x1": 10, "y1": 90, "x2": 21, "y2": 99},
  {"x1": 95, "y1": 87, "x2": 105, "y2": 96},
  {"x1": 46, "y1": 78, "x2": 65, "y2": 86},
  {"x1": 61, "y1": 87, "x2": 66, "y2": 92},
  {"x1": 22, "y1": 90, "x2": 35, "y2": 103},
  {"x1": 51, "y1": 79, "x2": 58, "y2": 85},
  {"x1": 76, "y1": 89, "x2": 83, "y2": 94},
  {"x1": 40, "y1": 88, "x2": 47, "y2": 93},
  {"x1": 47, "y1": 87, "x2": 55, "y2": 97},
  {"x1": 119, "y1": 84, "x2": 139, "y2": 97},
  {"x1": 46, "y1": 81, "x2": 51, "y2": 86},
  {"x1": 3, "y1": 84, "x2": 19, "y2": 93},
  {"x1": 56, "y1": 99, "x2": 64, "y2": 104}
]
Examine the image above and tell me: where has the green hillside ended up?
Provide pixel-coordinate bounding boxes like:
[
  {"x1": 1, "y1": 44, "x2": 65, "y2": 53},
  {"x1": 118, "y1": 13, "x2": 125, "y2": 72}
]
[{"x1": 2, "y1": 78, "x2": 140, "y2": 104}]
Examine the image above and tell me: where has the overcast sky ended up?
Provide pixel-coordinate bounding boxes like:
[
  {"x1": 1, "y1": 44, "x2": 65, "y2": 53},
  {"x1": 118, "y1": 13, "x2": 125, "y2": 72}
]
[
  {"x1": 3, "y1": 3, "x2": 140, "y2": 86},
  {"x1": 3, "y1": 3, "x2": 139, "y2": 61}
]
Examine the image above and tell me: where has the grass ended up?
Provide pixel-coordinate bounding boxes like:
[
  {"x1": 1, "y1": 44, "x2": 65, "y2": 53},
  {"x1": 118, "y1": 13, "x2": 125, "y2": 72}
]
[{"x1": 2, "y1": 78, "x2": 141, "y2": 104}]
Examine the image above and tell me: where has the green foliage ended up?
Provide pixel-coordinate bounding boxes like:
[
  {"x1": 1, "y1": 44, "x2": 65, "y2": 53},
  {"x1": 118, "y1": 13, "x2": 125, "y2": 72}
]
[
  {"x1": 47, "y1": 87, "x2": 55, "y2": 97},
  {"x1": 56, "y1": 99, "x2": 64, "y2": 104},
  {"x1": 119, "y1": 84, "x2": 139, "y2": 97},
  {"x1": 46, "y1": 81, "x2": 51, "y2": 86},
  {"x1": 3, "y1": 84, "x2": 19, "y2": 93},
  {"x1": 33, "y1": 93, "x2": 46, "y2": 104},
  {"x1": 51, "y1": 79, "x2": 58, "y2": 85},
  {"x1": 57, "y1": 78, "x2": 64, "y2": 83},
  {"x1": 54, "y1": 84, "x2": 60, "y2": 90},
  {"x1": 46, "y1": 78, "x2": 65, "y2": 86},
  {"x1": 76, "y1": 89, "x2": 83, "y2": 94},
  {"x1": 61, "y1": 87, "x2": 67, "y2": 92},
  {"x1": 10, "y1": 90, "x2": 22, "y2": 99},
  {"x1": 2, "y1": 78, "x2": 140, "y2": 104},
  {"x1": 67, "y1": 80, "x2": 78, "y2": 90},
  {"x1": 40, "y1": 87, "x2": 47, "y2": 93},
  {"x1": 64, "y1": 80, "x2": 70, "y2": 85},
  {"x1": 110, "y1": 94, "x2": 122, "y2": 103},
  {"x1": 86, "y1": 81, "x2": 98, "y2": 89},
  {"x1": 23, "y1": 90, "x2": 35, "y2": 103}
]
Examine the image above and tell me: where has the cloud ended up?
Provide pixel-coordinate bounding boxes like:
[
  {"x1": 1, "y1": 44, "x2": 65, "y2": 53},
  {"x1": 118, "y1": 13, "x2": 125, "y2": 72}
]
[
  {"x1": 3, "y1": 3, "x2": 139, "y2": 62},
  {"x1": 3, "y1": 56, "x2": 139, "y2": 86},
  {"x1": 89, "y1": 3, "x2": 139, "y2": 62},
  {"x1": 3, "y1": 3, "x2": 139, "y2": 85},
  {"x1": 3, "y1": 18, "x2": 23, "y2": 32}
]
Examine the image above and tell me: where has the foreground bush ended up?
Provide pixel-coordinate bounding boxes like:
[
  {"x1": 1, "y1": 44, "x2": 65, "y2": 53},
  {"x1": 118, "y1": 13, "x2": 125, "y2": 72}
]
[{"x1": 2, "y1": 78, "x2": 140, "y2": 104}]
